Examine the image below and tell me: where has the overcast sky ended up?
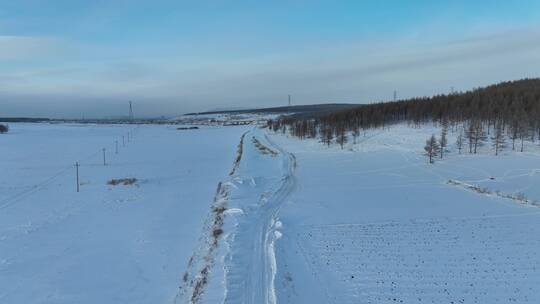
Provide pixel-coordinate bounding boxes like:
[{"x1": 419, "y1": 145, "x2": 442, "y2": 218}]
[{"x1": 1, "y1": 0, "x2": 540, "y2": 118}]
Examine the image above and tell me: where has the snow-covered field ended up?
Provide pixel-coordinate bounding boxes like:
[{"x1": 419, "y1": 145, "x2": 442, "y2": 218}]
[
  {"x1": 2, "y1": 121, "x2": 539, "y2": 304},
  {"x1": 269, "y1": 124, "x2": 540, "y2": 304},
  {"x1": 0, "y1": 123, "x2": 247, "y2": 303}
]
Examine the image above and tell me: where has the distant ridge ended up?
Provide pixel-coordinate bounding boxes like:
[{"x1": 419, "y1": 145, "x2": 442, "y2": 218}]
[{"x1": 185, "y1": 103, "x2": 360, "y2": 116}]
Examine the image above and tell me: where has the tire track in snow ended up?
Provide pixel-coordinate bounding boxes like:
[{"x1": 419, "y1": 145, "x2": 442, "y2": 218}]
[
  {"x1": 175, "y1": 130, "x2": 295, "y2": 304},
  {"x1": 262, "y1": 136, "x2": 297, "y2": 304},
  {"x1": 223, "y1": 132, "x2": 296, "y2": 304}
]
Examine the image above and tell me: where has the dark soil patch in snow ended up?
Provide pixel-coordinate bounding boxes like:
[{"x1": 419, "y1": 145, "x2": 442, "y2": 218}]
[
  {"x1": 212, "y1": 228, "x2": 223, "y2": 239},
  {"x1": 107, "y1": 178, "x2": 137, "y2": 186}
]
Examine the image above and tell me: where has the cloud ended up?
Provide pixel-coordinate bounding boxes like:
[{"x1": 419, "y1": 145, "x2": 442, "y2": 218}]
[
  {"x1": 236, "y1": 29, "x2": 540, "y2": 92},
  {"x1": 0, "y1": 36, "x2": 67, "y2": 61},
  {"x1": 1, "y1": 28, "x2": 540, "y2": 117}
]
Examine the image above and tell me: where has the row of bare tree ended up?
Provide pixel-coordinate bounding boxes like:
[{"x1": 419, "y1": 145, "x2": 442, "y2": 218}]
[{"x1": 425, "y1": 116, "x2": 532, "y2": 163}]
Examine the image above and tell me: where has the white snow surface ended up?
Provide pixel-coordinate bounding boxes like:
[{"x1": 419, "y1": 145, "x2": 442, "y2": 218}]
[
  {"x1": 0, "y1": 123, "x2": 247, "y2": 304},
  {"x1": 269, "y1": 124, "x2": 540, "y2": 304},
  {"x1": 2, "y1": 121, "x2": 540, "y2": 304}
]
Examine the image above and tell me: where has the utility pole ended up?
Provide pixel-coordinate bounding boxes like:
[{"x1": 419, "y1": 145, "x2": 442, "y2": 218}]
[
  {"x1": 129, "y1": 101, "x2": 134, "y2": 120},
  {"x1": 122, "y1": 135, "x2": 125, "y2": 147},
  {"x1": 287, "y1": 94, "x2": 292, "y2": 115},
  {"x1": 102, "y1": 148, "x2": 106, "y2": 166},
  {"x1": 393, "y1": 90, "x2": 397, "y2": 102},
  {"x1": 75, "y1": 162, "x2": 80, "y2": 192},
  {"x1": 115, "y1": 140, "x2": 118, "y2": 154},
  {"x1": 451, "y1": 86, "x2": 455, "y2": 95}
]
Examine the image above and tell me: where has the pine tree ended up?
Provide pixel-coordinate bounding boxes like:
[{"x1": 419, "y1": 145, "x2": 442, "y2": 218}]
[{"x1": 424, "y1": 135, "x2": 440, "y2": 164}]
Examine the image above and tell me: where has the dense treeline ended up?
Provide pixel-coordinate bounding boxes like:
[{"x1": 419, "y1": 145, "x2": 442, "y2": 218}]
[
  {"x1": 0, "y1": 117, "x2": 49, "y2": 123},
  {"x1": 269, "y1": 79, "x2": 540, "y2": 158},
  {"x1": 0, "y1": 124, "x2": 8, "y2": 134}
]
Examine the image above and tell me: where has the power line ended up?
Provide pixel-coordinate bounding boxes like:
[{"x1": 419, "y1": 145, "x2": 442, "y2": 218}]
[{"x1": 0, "y1": 125, "x2": 141, "y2": 209}]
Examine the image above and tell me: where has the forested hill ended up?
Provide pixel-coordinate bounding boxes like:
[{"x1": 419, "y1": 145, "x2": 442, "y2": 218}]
[
  {"x1": 272, "y1": 78, "x2": 540, "y2": 144},
  {"x1": 186, "y1": 103, "x2": 360, "y2": 116}
]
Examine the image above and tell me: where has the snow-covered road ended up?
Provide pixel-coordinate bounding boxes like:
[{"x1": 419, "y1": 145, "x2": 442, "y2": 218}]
[
  {"x1": 232, "y1": 134, "x2": 296, "y2": 304},
  {"x1": 180, "y1": 129, "x2": 296, "y2": 303}
]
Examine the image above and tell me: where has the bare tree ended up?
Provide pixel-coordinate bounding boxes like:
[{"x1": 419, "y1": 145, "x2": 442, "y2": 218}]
[
  {"x1": 519, "y1": 116, "x2": 529, "y2": 152},
  {"x1": 424, "y1": 134, "x2": 440, "y2": 164},
  {"x1": 352, "y1": 127, "x2": 360, "y2": 145},
  {"x1": 466, "y1": 121, "x2": 486, "y2": 154},
  {"x1": 307, "y1": 121, "x2": 318, "y2": 139},
  {"x1": 322, "y1": 127, "x2": 334, "y2": 147},
  {"x1": 439, "y1": 122, "x2": 448, "y2": 158},
  {"x1": 336, "y1": 126, "x2": 348, "y2": 149},
  {"x1": 466, "y1": 123, "x2": 475, "y2": 153},
  {"x1": 456, "y1": 129, "x2": 464, "y2": 154},
  {"x1": 509, "y1": 120, "x2": 519, "y2": 151},
  {"x1": 491, "y1": 123, "x2": 506, "y2": 156}
]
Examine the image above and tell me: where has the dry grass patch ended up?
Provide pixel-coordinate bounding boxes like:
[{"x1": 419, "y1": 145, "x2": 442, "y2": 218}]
[
  {"x1": 107, "y1": 178, "x2": 137, "y2": 186},
  {"x1": 448, "y1": 179, "x2": 538, "y2": 205}
]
